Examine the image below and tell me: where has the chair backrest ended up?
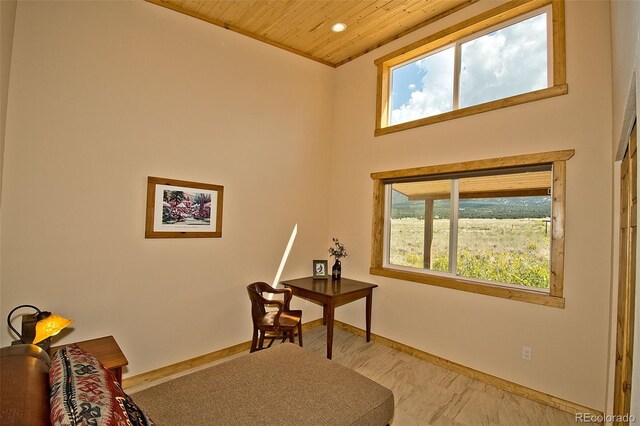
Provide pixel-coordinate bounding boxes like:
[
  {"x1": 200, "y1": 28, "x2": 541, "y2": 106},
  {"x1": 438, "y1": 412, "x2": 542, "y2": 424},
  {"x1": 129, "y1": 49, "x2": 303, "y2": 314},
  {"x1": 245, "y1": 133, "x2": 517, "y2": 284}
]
[{"x1": 246, "y1": 282, "x2": 270, "y2": 323}]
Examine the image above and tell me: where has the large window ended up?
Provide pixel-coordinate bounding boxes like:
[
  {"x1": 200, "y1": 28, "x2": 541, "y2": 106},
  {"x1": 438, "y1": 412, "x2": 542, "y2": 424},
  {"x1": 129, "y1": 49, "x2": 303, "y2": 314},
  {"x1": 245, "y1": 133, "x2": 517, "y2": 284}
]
[
  {"x1": 371, "y1": 150, "x2": 574, "y2": 307},
  {"x1": 375, "y1": 0, "x2": 567, "y2": 136}
]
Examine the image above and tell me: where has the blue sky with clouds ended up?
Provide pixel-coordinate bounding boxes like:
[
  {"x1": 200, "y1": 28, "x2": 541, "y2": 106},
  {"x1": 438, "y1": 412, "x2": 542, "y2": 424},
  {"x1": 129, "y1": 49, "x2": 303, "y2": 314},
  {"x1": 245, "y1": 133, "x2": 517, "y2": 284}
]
[{"x1": 390, "y1": 12, "x2": 548, "y2": 126}]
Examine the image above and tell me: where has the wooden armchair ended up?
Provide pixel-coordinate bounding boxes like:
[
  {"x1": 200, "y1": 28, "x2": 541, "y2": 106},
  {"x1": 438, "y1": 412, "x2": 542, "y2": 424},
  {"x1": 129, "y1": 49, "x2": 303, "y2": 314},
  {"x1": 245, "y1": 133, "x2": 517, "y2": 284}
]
[{"x1": 246, "y1": 282, "x2": 303, "y2": 352}]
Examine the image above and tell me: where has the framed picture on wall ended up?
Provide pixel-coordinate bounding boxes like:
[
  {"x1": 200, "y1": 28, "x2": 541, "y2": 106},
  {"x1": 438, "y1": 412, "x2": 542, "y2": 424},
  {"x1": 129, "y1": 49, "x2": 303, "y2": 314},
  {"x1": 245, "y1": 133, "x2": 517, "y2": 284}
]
[
  {"x1": 313, "y1": 260, "x2": 328, "y2": 279},
  {"x1": 145, "y1": 176, "x2": 224, "y2": 238}
]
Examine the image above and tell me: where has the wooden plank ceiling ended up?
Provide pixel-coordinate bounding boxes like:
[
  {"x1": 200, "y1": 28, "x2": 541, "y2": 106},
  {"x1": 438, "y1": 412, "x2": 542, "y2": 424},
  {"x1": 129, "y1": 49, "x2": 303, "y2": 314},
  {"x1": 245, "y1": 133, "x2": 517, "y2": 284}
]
[
  {"x1": 393, "y1": 171, "x2": 552, "y2": 200},
  {"x1": 145, "y1": 0, "x2": 476, "y2": 67}
]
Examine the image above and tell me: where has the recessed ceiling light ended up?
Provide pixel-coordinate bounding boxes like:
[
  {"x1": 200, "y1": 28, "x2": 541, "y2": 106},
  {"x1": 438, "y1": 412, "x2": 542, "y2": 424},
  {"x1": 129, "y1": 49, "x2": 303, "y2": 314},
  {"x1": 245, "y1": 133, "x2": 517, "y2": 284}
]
[{"x1": 331, "y1": 23, "x2": 347, "y2": 33}]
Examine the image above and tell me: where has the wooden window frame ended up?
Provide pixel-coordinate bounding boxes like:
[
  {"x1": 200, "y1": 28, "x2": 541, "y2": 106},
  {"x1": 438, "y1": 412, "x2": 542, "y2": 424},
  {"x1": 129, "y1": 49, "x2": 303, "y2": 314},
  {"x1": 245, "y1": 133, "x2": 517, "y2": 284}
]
[
  {"x1": 370, "y1": 149, "x2": 574, "y2": 308},
  {"x1": 374, "y1": 0, "x2": 567, "y2": 136}
]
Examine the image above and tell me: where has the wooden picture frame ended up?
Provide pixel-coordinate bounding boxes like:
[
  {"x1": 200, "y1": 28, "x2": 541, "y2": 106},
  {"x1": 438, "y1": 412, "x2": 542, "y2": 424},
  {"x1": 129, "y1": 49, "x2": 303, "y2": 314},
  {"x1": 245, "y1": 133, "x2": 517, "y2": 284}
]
[
  {"x1": 145, "y1": 176, "x2": 224, "y2": 239},
  {"x1": 313, "y1": 260, "x2": 329, "y2": 279}
]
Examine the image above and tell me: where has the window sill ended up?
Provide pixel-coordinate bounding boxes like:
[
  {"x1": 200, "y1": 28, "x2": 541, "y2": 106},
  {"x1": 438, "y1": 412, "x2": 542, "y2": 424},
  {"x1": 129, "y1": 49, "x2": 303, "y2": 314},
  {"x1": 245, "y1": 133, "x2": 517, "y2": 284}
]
[
  {"x1": 369, "y1": 266, "x2": 565, "y2": 308},
  {"x1": 375, "y1": 84, "x2": 568, "y2": 137}
]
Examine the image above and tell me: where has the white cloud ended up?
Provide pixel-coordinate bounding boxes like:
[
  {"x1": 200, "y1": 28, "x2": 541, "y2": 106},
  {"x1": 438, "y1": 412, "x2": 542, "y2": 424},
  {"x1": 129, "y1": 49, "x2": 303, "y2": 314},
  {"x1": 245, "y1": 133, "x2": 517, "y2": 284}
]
[
  {"x1": 459, "y1": 13, "x2": 547, "y2": 107},
  {"x1": 390, "y1": 12, "x2": 548, "y2": 125},
  {"x1": 390, "y1": 47, "x2": 455, "y2": 125}
]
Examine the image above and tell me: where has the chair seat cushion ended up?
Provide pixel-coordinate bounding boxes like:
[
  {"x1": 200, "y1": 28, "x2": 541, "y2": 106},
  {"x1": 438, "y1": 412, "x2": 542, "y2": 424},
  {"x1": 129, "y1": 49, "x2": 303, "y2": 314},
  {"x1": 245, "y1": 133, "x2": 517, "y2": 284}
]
[{"x1": 257, "y1": 311, "x2": 301, "y2": 328}]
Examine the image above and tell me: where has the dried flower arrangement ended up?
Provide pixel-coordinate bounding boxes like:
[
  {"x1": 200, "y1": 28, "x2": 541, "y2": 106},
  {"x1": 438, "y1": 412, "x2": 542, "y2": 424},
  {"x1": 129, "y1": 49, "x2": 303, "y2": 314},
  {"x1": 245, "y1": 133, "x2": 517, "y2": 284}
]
[{"x1": 328, "y1": 238, "x2": 348, "y2": 260}]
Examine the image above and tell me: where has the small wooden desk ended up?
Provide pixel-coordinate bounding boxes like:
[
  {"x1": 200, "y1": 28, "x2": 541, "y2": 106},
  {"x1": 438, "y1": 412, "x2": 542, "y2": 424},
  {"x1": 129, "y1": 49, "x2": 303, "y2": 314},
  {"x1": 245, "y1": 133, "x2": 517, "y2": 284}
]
[
  {"x1": 281, "y1": 277, "x2": 377, "y2": 359},
  {"x1": 50, "y1": 335, "x2": 128, "y2": 385}
]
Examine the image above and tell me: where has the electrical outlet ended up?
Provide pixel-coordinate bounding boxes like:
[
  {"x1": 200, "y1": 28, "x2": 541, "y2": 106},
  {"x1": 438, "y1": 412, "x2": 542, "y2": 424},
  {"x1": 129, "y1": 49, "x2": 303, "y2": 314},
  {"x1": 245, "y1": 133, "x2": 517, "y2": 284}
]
[{"x1": 522, "y1": 346, "x2": 532, "y2": 361}]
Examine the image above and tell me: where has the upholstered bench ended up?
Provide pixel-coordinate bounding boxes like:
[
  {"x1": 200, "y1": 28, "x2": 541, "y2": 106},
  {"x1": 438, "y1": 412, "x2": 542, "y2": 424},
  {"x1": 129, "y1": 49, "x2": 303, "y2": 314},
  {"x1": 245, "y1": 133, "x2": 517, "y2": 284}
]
[{"x1": 133, "y1": 343, "x2": 395, "y2": 425}]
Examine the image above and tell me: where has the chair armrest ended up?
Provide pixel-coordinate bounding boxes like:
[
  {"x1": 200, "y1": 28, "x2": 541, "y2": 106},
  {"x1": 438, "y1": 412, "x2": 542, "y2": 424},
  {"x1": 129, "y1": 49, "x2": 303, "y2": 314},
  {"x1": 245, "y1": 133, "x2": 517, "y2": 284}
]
[
  {"x1": 273, "y1": 287, "x2": 293, "y2": 310},
  {"x1": 261, "y1": 287, "x2": 293, "y2": 311},
  {"x1": 256, "y1": 295, "x2": 287, "y2": 326}
]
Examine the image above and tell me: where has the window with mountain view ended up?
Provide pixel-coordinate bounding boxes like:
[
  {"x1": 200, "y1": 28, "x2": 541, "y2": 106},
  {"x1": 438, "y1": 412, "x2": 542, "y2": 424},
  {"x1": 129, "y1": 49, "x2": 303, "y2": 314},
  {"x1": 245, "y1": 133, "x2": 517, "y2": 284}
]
[
  {"x1": 389, "y1": 169, "x2": 551, "y2": 289},
  {"x1": 371, "y1": 150, "x2": 574, "y2": 307}
]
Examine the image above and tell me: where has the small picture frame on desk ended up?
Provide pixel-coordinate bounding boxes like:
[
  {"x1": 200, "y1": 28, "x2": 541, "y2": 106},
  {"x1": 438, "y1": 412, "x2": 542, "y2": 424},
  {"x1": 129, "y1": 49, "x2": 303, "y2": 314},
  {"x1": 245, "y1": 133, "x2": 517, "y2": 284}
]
[{"x1": 313, "y1": 260, "x2": 328, "y2": 279}]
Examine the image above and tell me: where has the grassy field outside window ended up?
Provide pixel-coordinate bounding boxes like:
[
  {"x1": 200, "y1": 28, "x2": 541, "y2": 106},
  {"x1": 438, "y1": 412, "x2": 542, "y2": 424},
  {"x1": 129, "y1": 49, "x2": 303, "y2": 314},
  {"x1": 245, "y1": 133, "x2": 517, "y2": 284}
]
[
  {"x1": 390, "y1": 216, "x2": 550, "y2": 289},
  {"x1": 371, "y1": 150, "x2": 573, "y2": 307}
]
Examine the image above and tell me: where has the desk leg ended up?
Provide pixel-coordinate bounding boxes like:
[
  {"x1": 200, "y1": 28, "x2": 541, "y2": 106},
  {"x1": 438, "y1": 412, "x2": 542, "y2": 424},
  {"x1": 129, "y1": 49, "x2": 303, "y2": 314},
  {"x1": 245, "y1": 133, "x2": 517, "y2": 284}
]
[
  {"x1": 323, "y1": 304, "x2": 327, "y2": 326},
  {"x1": 366, "y1": 292, "x2": 372, "y2": 342},
  {"x1": 327, "y1": 303, "x2": 335, "y2": 359}
]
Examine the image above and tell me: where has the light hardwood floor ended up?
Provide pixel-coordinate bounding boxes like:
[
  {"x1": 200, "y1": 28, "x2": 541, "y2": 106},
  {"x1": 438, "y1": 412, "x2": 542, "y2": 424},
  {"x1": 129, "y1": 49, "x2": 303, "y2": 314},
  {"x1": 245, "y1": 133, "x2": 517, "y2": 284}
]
[
  {"x1": 130, "y1": 326, "x2": 577, "y2": 425},
  {"x1": 302, "y1": 326, "x2": 575, "y2": 425}
]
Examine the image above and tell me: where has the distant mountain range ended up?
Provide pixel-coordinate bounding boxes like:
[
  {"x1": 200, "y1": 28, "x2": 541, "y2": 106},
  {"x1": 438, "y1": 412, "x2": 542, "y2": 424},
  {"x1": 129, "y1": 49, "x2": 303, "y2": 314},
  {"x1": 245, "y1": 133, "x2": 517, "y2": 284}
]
[{"x1": 391, "y1": 190, "x2": 551, "y2": 219}]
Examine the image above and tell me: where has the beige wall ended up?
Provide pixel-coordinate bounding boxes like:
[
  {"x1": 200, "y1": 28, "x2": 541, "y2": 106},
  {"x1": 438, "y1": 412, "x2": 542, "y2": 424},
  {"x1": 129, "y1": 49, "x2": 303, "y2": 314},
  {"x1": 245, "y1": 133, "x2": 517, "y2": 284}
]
[
  {"x1": 1, "y1": 0, "x2": 17, "y2": 204},
  {"x1": 328, "y1": 0, "x2": 612, "y2": 410},
  {"x1": 0, "y1": 0, "x2": 331, "y2": 375},
  {"x1": 0, "y1": 0, "x2": 18, "y2": 365}
]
